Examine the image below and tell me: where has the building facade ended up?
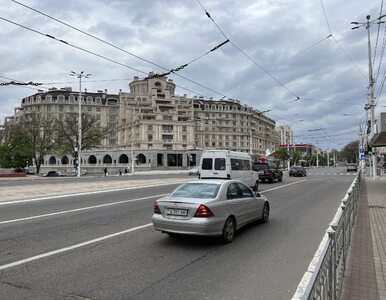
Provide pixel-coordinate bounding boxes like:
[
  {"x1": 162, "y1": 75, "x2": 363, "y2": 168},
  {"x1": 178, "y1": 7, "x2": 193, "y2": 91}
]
[
  {"x1": 278, "y1": 143, "x2": 319, "y2": 157},
  {"x1": 276, "y1": 125, "x2": 294, "y2": 145},
  {"x1": 4, "y1": 74, "x2": 280, "y2": 172}
]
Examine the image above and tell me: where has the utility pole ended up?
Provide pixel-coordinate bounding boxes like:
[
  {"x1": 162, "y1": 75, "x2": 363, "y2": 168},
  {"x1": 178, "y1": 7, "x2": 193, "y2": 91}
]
[
  {"x1": 316, "y1": 140, "x2": 319, "y2": 168},
  {"x1": 352, "y1": 14, "x2": 386, "y2": 178},
  {"x1": 69, "y1": 71, "x2": 91, "y2": 177},
  {"x1": 287, "y1": 143, "x2": 290, "y2": 171}
]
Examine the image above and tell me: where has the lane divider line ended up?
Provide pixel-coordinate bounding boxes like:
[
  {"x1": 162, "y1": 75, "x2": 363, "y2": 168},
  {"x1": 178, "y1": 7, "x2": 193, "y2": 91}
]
[
  {"x1": 0, "y1": 223, "x2": 153, "y2": 271},
  {"x1": 0, "y1": 181, "x2": 186, "y2": 206},
  {"x1": 260, "y1": 179, "x2": 307, "y2": 194},
  {"x1": 0, "y1": 194, "x2": 167, "y2": 225}
]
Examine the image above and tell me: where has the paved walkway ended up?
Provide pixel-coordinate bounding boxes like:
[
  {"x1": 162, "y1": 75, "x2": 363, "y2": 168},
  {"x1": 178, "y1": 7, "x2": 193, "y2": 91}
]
[
  {"x1": 342, "y1": 176, "x2": 386, "y2": 300},
  {"x1": 0, "y1": 172, "x2": 191, "y2": 203}
]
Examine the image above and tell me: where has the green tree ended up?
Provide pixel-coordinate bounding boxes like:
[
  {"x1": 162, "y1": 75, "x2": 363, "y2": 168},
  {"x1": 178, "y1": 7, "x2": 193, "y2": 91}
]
[
  {"x1": 0, "y1": 122, "x2": 34, "y2": 169},
  {"x1": 340, "y1": 140, "x2": 359, "y2": 163},
  {"x1": 4, "y1": 112, "x2": 56, "y2": 174},
  {"x1": 55, "y1": 113, "x2": 109, "y2": 162},
  {"x1": 292, "y1": 149, "x2": 301, "y2": 165},
  {"x1": 273, "y1": 148, "x2": 288, "y2": 168}
]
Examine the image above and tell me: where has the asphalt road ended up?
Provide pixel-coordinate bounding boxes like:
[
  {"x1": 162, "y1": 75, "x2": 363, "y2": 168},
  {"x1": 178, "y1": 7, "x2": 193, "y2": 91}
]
[{"x1": 0, "y1": 167, "x2": 358, "y2": 299}]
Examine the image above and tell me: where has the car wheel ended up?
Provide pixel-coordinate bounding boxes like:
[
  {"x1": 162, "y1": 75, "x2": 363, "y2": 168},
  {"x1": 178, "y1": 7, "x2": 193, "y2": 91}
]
[
  {"x1": 222, "y1": 217, "x2": 236, "y2": 243},
  {"x1": 270, "y1": 175, "x2": 275, "y2": 183},
  {"x1": 278, "y1": 175, "x2": 283, "y2": 182},
  {"x1": 261, "y1": 203, "x2": 270, "y2": 223},
  {"x1": 253, "y1": 180, "x2": 259, "y2": 191}
]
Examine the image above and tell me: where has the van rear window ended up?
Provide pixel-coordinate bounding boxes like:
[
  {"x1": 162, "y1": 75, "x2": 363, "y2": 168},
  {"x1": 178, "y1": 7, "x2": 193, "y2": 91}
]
[
  {"x1": 202, "y1": 158, "x2": 213, "y2": 170},
  {"x1": 214, "y1": 158, "x2": 226, "y2": 170}
]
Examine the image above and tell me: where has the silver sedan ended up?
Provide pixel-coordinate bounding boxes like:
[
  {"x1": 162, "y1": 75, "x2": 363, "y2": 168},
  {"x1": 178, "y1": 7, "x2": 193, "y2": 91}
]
[{"x1": 152, "y1": 179, "x2": 269, "y2": 243}]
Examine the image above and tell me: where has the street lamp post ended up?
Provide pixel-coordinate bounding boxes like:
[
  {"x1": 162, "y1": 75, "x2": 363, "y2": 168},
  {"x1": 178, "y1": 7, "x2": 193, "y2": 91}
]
[
  {"x1": 284, "y1": 119, "x2": 304, "y2": 170},
  {"x1": 342, "y1": 114, "x2": 367, "y2": 173},
  {"x1": 352, "y1": 14, "x2": 386, "y2": 178},
  {"x1": 69, "y1": 71, "x2": 91, "y2": 177}
]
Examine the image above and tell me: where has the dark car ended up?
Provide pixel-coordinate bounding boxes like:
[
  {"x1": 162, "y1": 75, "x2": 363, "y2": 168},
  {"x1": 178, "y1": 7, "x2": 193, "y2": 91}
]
[
  {"x1": 289, "y1": 166, "x2": 307, "y2": 177},
  {"x1": 43, "y1": 170, "x2": 65, "y2": 177},
  {"x1": 252, "y1": 162, "x2": 283, "y2": 183}
]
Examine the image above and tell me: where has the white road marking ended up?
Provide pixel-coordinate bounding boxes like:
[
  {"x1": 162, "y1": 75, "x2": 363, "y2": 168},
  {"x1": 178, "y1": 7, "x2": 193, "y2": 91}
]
[
  {"x1": 260, "y1": 179, "x2": 307, "y2": 194},
  {"x1": 0, "y1": 181, "x2": 185, "y2": 206},
  {"x1": 0, "y1": 194, "x2": 167, "y2": 225},
  {"x1": 0, "y1": 179, "x2": 308, "y2": 271},
  {"x1": 0, "y1": 223, "x2": 153, "y2": 271}
]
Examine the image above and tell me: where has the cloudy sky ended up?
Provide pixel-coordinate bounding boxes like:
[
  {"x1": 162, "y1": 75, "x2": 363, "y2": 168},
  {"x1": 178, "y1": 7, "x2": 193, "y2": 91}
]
[{"x1": 0, "y1": 0, "x2": 384, "y2": 150}]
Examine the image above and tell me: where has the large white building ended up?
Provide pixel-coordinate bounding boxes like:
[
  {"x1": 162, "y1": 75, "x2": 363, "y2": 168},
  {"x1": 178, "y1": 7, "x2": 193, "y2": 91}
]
[
  {"x1": 4, "y1": 73, "x2": 280, "y2": 173},
  {"x1": 276, "y1": 125, "x2": 294, "y2": 145}
]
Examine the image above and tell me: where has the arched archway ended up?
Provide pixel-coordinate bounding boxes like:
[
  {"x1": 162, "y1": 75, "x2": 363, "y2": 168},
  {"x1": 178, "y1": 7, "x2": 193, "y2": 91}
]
[
  {"x1": 119, "y1": 154, "x2": 129, "y2": 164},
  {"x1": 103, "y1": 155, "x2": 112, "y2": 164},
  {"x1": 136, "y1": 153, "x2": 146, "y2": 164},
  {"x1": 48, "y1": 156, "x2": 56, "y2": 165},
  {"x1": 88, "y1": 155, "x2": 97, "y2": 164},
  {"x1": 61, "y1": 156, "x2": 69, "y2": 165}
]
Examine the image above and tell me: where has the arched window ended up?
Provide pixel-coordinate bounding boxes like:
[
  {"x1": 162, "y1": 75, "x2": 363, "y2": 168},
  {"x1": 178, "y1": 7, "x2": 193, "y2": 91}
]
[
  {"x1": 88, "y1": 155, "x2": 97, "y2": 164},
  {"x1": 61, "y1": 156, "x2": 69, "y2": 165},
  {"x1": 58, "y1": 95, "x2": 65, "y2": 103},
  {"x1": 136, "y1": 154, "x2": 146, "y2": 164},
  {"x1": 69, "y1": 95, "x2": 75, "y2": 103},
  {"x1": 103, "y1": 155, "x2": 112, "y2": 164},
  {"x1": 119, "y1": 154, "x2": 129, "y2": 164},
  {"x1": 48, "y1": 156, "x2": 56, "y2": 165},
  {"x1": 46, "y1": 95, "x2": 52, "y2": 102},
  {"x1": 87, "y1": 96, "x2": 93, "y2": 104}
]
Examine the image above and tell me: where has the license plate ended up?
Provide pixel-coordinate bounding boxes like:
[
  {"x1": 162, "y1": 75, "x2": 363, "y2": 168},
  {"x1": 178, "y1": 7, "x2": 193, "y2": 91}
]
[
  {"x1": 165, "y1": 208, "x2": 188, "y2": 216},
  {"x1": 258, "y1": 171, "x2": 264, "y2": 175}
]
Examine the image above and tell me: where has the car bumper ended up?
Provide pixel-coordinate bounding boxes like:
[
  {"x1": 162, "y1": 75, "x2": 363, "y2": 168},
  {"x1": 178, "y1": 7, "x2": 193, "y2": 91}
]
[{"x1": 152, "y1": 214, "x2": 225, "y2": 236}]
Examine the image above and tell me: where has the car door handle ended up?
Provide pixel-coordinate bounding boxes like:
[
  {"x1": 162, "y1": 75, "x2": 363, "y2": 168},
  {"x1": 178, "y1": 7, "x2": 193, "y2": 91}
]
[
  {"x1": 245, "y1": 200, "x2": 250, "y2": 203},
  {"x1": 231, "y1": 202, "x2": 236, "y2": 205}
]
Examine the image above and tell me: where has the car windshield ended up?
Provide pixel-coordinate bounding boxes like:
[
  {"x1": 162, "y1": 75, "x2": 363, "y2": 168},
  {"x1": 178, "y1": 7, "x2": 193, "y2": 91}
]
[
  {"x1": 291, "y1": 167, "x2": 301, "y2": 170},
  {"x1": 170, "y1": 183, "x2": 220, "y2": 199},
  {"x1": 252, "y1": 163, "x2": 268, "y2": 171}
]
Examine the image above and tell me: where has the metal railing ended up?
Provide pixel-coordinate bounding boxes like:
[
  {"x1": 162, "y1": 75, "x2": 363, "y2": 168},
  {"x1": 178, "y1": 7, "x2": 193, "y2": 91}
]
[{"x1": 292, "y1": 171, "x2": 361, "y2": 300}]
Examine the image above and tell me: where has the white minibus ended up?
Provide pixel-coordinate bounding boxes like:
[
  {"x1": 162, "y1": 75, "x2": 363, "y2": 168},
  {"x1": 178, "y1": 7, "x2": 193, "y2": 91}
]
[{"x1": 199, "y1": 150, "x2": 259, "y2": 191}]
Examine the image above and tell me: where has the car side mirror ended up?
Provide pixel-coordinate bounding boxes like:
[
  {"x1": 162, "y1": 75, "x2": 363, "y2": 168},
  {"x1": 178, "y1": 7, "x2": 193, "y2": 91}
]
[{"x1": 254, "y1": 192, "x2": 261, "y2": 197}]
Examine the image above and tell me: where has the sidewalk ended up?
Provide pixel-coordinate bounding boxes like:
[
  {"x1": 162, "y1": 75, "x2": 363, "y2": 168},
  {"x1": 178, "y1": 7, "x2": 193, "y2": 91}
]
[
  {"x1": 0, "y1": 172, "x2": 191, "y2": 203},
  {"x1": 341, "y1": 176, "x2": 386, "y2": 300}
]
